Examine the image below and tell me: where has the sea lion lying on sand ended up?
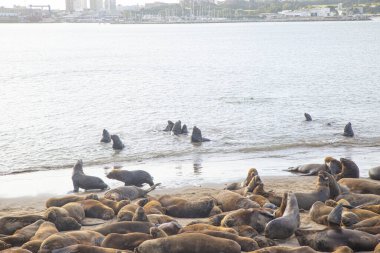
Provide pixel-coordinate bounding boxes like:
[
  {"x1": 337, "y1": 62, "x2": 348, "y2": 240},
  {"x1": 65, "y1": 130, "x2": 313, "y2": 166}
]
[
  {"x1": 132, "y1": 207, "x2": 149, "y2": 222},
  {"x1": 135, "y1": 233, "x2": 241, "y2": 253},
  {"x1": 110, "y1": 134, "x2": 125, "y2": 150},
  {"x1": 71, "y1": 160, "x2": 109, "y2": 192},
  {"x1": 0, "y1": 215, "x2": 44, "y2": 235},
  {"x1": 286, "y1": 157, "x2": 335, "y2": 176},
  {"x1": 21, "y1": 221, "x2": 58, "y2": 253},
  {"x1": 158, "y1": 221, "x2": 182, "y2": 235},
  {"x1": 79, "y1": 200, "x2": 115, "y2": 220},
  {"x1": 221, "y1": 208, "x2": 274, "y2": 233},
  {"x1": 143, "y1": 200, "x2": 165, "y2": 215},
  {"x1": 251, "y1": 176, "x2": 282, "y2": 206},
  {"x1": 101, "y1": 232, "x2": 153, "y2": 250},
  {"x1": 225, "y1": 168, "x2": 258, "y2": 191},
  {"x1": 39, "y1": 230, "x2": 104, "y2": 253},
  {"x1": 94, "y1": 221, "x2": 154, "y2": 236},
  {"x1": 44, "y1": 207, "x2": 81, "y2": 231},
  {"x1": 104, "y1": 184, "x2": 160, "y2": 201},
  {"x1": 106, "y1": 169, "x2": 154, "y2": 187},
  {"x1": 335, "y1": 158, "x2": 359, "y2": 180},
  {"x1": 98, "y1": 198, "x2": 130, "y2": 214},
  {"x1": 264, "y1": 192, "x2": 300, "y2": 239},
  {"x1": 336, "y1": 192, "x2": 380, "y2": 206},
  {"x1": 146, "y1": 214, "x2": 174, "y2": 225},
  {"x1": 0, "y1": 220, "x2": 44, "y2": 247},
  {"x1": 339, "y1": 178, "x2": 380, "y2": 194},
  {"x1": 294, "y1": 171, "x2": 330, "y2": 210},
  {"x1": 117, "y1": 204, "x2": 139, "y2": 221},
  {"x1": 51, "y1": 245, "x2": 133, "y2": 253},
  {"x1": 369, "y1": 166, "x2": 380, "y2": 180},
  {"x1": 214, "y1": 190, "x2": 260, "y2": 212},
  {"x1": 46, "y1": 194, "x2": 98, "y2": 208},
  {"x1": 158, "y1": 195, "x2": 214, "y2": 218},
  {"x1": 100, "y1": 129, "x2": 111, "y2": 143},
  {"x1": 180, "y1": 224, "x2": 238, "y2": 235}
]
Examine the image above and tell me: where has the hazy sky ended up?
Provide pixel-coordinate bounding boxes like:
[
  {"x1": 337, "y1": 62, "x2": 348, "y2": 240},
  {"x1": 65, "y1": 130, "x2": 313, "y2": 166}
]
[{"x1": 0, "y1": 0, "x2": 178, "y2": 8}]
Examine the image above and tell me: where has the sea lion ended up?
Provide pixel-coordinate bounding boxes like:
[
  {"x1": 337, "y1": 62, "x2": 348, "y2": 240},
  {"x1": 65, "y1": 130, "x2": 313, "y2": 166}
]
[
  {"x1": 165, "y1": 198, "x2": 214, "y2": 218},
  {"x1": 180, "y1": 224, "x2": 238, "y2": 235},
  {"x1": 214, "y1": 190, "x2": 260, "y2": 212},
  {"x1": 110, "y1": 134, "x2": 125, "y2": 150},
  {"x1": 252, "y1": 177, "x2": 282, "y2": 206},
  {"x1": 249, "y1": 246, "x2": 318, "y2": 253},
  {"x1": 132, "y1": 207, "x2": 149, "y2": 222},
  {"x1": 158, "y1": 221, "x2": 182, "y2": 235},
  {"x1": 94, "y1": 221, "x2": 154, "y2": 236},
  {"x1": 143, "y1": 200, "x2": 165, "y2": 215},
  {"x1": 50, "y1": 245, "x2": 133, "y2": 253},
  {"x1": 101, "y1": 232, "x2": 152, "y2": 250},
  {"x1": 343, "y1": 122, "x2": 354, "y2": 137},
  {"x1": 104, "y1": 183, "x2": 160, "y2": 201},
  {"x1": 221, "y1": 208, "x2": 274, "y2": 233},
  {"x1": 338, "y1": 178, "x2": 380, "y2": 194},
  {"x1": 0, "y1": 220, "x2": 44, "y2": 246},
  {"x1": 335, "y1": 158, "x2": 359, "y2": 180},
  {"x1": 191, "y1": 126, "x2": 210, "y2": 143},
  {"x1": 146, "y1": 214, "x2": 174, "y2": 225},
  {"x1": 46, "y1": 194, "x2": 98, "y2": 208},
  {"x1": 225, "y1": 168, "x2": 259, "y2": 190},
  {"x1": 79, "y1": 200, "x2": 115, "y2": 220},
  {"x1": 181, "y1": 124, "x2": 188, "y2": 134},
  {"x1": 233, "y1": 225, "x2": 258, "y2": 238},
  {"x1": 163, "y1": 120, "x2": 174, "y2": 132},
  {"x1": 336, "y1": 192, "x2": 380, "y2": 206},
  {"x1": 294, "y1": 171, "x2": 330, "y2": 210},
  {"x1": 117, "y1": 204, "x2": 139, "y2": 221},
  {"x1": 134, "y1": 233, "x2": 241, "y2": 253},
  {"x1": 0, "y1": 215, "x2": 43, "y2": 235},
  {"x1": 286, "y1": 163, "x2": 328, "y2": 176},
  {"x1": 171, "y1": 120, "x2": 182, "y2": 135},
  {"x1": 325, "y1": 156, "x2": 342, "y2": 175},
  {"x1": 350, "y1": 216, "x2": 380, "y2": 234},
  {"x1": 264, "y1": 192, "x2": 300, "y2": 239},
  {"x1": 21, "y1": 221, "x2": 58, "y2": 253},
  {"x1": 106, "y1": 169, "x2": 154, "y2": 187},
  {"x1": 304, "y1": 113, "x2": 312, "y2": 121},
  {"x1": 0, "y1": 240, "x2": 11, "y2": 250},
  {"x1": 38, "y1": 230, "x2": 104, "y2": 253},
  {"x1": 61, "y1": 203, "x2": 85, "y2": 223},
  {"x1": 100, "y1": 129, "x2": 111, "y2": 143},
  {"x1": 98, "y1": 198, "x2": 130, "y2": 214},
  {"x1": 369, "y1": 166, "x2": 380, "y2": 180},
  {"x1": 71, "y1": 160, "x2": 109, "y2": 192},
  {"x1": 1, "y1": 249, "x2": 33, "y2": 253},
  {"x1": 44, "y1": 207, "x2": 81, "y2": 231},
  {"x1": 150, "y1": 227, "x2": 168, "y2": 238}
]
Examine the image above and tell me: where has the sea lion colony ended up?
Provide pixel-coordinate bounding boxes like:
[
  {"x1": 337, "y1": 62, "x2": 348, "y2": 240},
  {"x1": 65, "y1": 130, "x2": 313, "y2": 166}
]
[{"x1": 3, "y1": 157, "x2": 380, "y2": 252}]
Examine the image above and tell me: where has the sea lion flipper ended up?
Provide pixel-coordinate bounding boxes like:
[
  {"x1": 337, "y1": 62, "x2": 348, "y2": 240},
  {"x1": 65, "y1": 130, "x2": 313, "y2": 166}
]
[{"x1": 327, "y1": 203, "x2": 343, "y2": 228}]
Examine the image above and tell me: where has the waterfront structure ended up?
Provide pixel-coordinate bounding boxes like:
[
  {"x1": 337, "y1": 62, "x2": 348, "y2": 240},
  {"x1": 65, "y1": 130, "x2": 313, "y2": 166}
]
[
  {"x1": 90, "y1": 0, "x2": 103, "y2": 11},
  {"x1": 66, "y1": 0, "x2": 87, "y2": 12},
  {"x1": 279, "y1": 8, "x2": 332, "y2": 17},
  {"x1": 104, "y1": 0, "x2": 116, "y2": 11}
]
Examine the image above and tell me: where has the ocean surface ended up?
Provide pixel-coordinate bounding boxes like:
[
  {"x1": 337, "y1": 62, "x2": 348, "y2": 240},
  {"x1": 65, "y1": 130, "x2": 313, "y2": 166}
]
[{"x1": 0, "y1": 22, "x2": 380, "y2": 195}]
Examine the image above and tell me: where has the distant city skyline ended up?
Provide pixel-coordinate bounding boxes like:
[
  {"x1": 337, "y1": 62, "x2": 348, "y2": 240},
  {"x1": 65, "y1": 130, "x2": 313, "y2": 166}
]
[{"x1": 0, "y1": 0, "x2": 179, "y2": 9}]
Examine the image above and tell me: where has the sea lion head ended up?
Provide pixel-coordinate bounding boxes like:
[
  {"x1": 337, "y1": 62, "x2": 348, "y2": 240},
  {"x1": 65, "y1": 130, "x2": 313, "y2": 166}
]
[
  {"x1": 73, "y1": 159, "x2": 84, "y2": 174},
  {"x1": 327, "y1": 203, "x2": 343, "y2": 227},
  {"x1": 317, "y1": 171, "x2": 330, "y2": 187},
  {"x1": 106, "y1": 169, "x2": 121, "y2": 179},
  {"x1": 150, "y1": 227, "x2": 168, "y2": 238}
]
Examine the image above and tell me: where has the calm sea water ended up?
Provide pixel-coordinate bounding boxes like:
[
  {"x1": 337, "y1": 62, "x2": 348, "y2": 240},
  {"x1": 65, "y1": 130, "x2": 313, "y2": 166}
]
[{"x1": 1, "y1": 22, "x2": 380, "y2": 180}]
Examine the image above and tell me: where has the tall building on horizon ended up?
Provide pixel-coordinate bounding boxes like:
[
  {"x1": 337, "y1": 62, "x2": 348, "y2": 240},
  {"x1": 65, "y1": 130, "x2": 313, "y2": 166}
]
[
  {"x1": 90, "y1": 0, "x2": 103, "y2": 10},
  {"x1": 66, "y1": 0, "x2": 88, "y2": 12},
  {"x1": 104, "y1": 0, "x2": 116, "y2": 11}
]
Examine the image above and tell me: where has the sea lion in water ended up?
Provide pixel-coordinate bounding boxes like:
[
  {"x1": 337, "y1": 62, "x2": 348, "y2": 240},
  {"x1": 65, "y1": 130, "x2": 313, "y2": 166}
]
[
  {"x1": 191, "y1": 126, "x2": 210, "y2": 143},
  {"x1": 163, "y1": 120, "x2": 174, "y2": 132},
  {"x1": 51, "y1": 245, "x2": 133, "y2": 253},
  {"x1": 21, "y1": 221, "x2": 59, "y2": 253},
  {"x1": 264, "y1": 192, "x2": 300, "y2": 239},
  {"x1": 221, "y1": 208, "x2": 274, "y2": 233},
  {"x1": 71, "y1": 160, "x2": 108, "y2": 192},
  {"x1": 214, "y1": 190, "x2": 260, "y2": 212},
  {"x1": 181, "y1": 124, "x2": 188, "y2": 134},
  {"x1": 38, "y1": 230, "x2": 104, "y2": 253},
  {"x1": 304, "y1": 113, "x2": 312, "y2": 121},
  {"x1": 110, "y1": 134, "x2": 125, "y2": 150},
  {"x1": 294, "y1": 171, "x2": 330, "y2": 210},
  {"x1": 106, "y1": 169, "x2": 154, "y2": 187},
  {"x1": 45, "y1": 194, "x2": 98, "y2": 208},
  {"x1": 369, "y1": 166, "x2": 380, "y2": 180},
  {"x1": 335, "y1": 158, "x2": 359, "y2": 180},
  {"x1": 94, "y1": 221, "x2": 154, "y2": 236},
  {"x1": 100, "y1": 129, "x2": 111, "y2": 143},
  {"x1": 0, "y1": 215, "x2": 43, "y2": 235},
  {"x1": 338, "y1": 178, "x2": 380, "y2": 194},
  {"x1": 134, "y1": 233, "x2": 241, "y2": 253},
  {"x1": 101, "y1": 232, "x2": 152, "y2": 250},
  {"x1": 171, "y1": 120, "x2": 182, "y2": 135},
  {"x1": 0, "y1": 220, "x2": 44, "y2": 247},
  {"x1": 44, "y1": 207, "x2": 81, "y2": 231},
  {"x1": 104, "y1": 183, "x2": 160, "y2": 201},
  {"x1": 343, "y1": 122, "x2": 354, "y2": 137}
]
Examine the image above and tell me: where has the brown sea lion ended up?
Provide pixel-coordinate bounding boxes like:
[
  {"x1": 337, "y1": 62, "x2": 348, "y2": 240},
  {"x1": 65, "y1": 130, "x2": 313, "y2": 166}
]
[
  {"x1": 132, "y1": 207, "x2": 149, "y2": 222},
  {"x1": 325, "y1": 157, "x2": 342, "y2": 175},
  {"x1": 0, "y1": 215, "x2": 44, "y2": 235},
  {"x1": 180, "y1": 224, "x2": 238, "y2": 235},
  {"x1": 21, "y1": 221, "x2": 58, "y2": 253},
  {"x1": 61, "y1": 203, "x2": 85, "y2": 223},
  {"x1": 146, "y1": 214, "x2": 175, "y2": 225},
  {"x1": 150, "y1": 227, "x2": 168, "y2": 238},
  {"x1": 0, "y1": 220, "x2": 44, "y2": 247},
  {"x1": 336, "y1": 192, "x2": 380, "y2": 206},
  {"x1": 264, "y1": 192, "x2": 300, "y2": 239},
  {"x1": 106, "y1": 169, "x2": 154, "y2": 187},
  {"x1": 225, "y1": 168, "x2": 259, "y2": 190},
  {"x1": 375, "y1": 243, "x2": 380, "y2": 253},
  {"x1": 166, "y1": 199, "x2": 214, "y2": 218},
  {"x1": 98, "y1": 198, "x2": 130, "y2": 214},
  {"x1": 214, "y1": 190, "x2": 260, "y2": 212},
  {"x1": 143, "y1": 200, "x2": 165, "y2": 215},
  {"x1": 79, "y1": 199, "x2": 115, "y2": 220},
  {"x1": 251, "y1": 176, "x2": 282, "y2": 206},
  {"x1": 220, "y1": 208, "x2": 274, "y2": 233},
  {"x1": 286, "y1": 160, "x2": 329, "y2": 176},
  {"x1": 135, "y1": 233, "x2": 241, "y2": 253},
  {"x1": 44, "y1": 207, "x2": 81, "y2": 231},
  {"x1": 117, "y1": 204, "x2": 139, "y2": 221},
  {"x1": 0, "y1": 240, "x2": 11, "y2": 250},
  {"x1": 294, "y1": 171, "x2": 330, "y2": 210},
  {"x1": 94, "y1": 221, "x2": 154, "y2": 236},
  {"x1": 50, "y1": 244, "x2": 133, "y2": 253},
  {"x1": 45, "y1": 194, "x2": 98, "y2": 208},
  {"x1": 157, "y1": 221, "x2": 182, "y2": 235},
  {"x1": 247, "y1": 246, "x2": 318, "y2": 253},
  {"x1": 71, "y1": 160, "x2": 109, "y2": 192},
  {"x1": 335, "y1": 158, "x2": 359, "y2": 180},
  {"x1": 101, "y1": 232, "x2": 152, "y2": 250},
  {"x1": 338, "y1": 178, "x2": 380, "y2": 194},
  {"x1": 38, "y1": 230, "x2": 104, "y2": 253},
  {"x1": 1, "y1": 249, "x2": 33, "y2": 253},
  {"x1": 104, "y1": 183, "x2": 160, "y2": 201},
  {"x1": 233, "y1": 225, "x2": 258, "y2": 238}
]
